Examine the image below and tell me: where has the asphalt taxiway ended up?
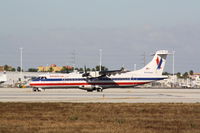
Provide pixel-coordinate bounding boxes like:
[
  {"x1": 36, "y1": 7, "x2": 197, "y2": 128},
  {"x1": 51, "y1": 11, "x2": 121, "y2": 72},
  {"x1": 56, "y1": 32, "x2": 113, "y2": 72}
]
[{"x1": 0, "y1": 88, "x2": 200, "y2": 103}]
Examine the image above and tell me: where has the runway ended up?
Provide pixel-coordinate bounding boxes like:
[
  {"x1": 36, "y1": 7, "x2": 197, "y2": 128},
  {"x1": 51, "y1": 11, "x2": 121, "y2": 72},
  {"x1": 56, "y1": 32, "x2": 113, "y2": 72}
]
[{"x1": 0, "y1": 88, "x2": 200, "y2": 103}]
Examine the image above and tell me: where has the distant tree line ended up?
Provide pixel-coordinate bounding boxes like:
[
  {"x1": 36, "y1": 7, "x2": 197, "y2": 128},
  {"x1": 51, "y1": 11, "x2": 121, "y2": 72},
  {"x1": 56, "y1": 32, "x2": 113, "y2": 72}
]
[
  {"x1": 163, "y1": 70, "x2": 194, "y2": 79},
  {"x1": 3, "y1": 64, "x2": 196, "y2": 78},
  {"x1": 176, "y1": 70, "x2": 193, "y2": 79},
  {"x1": 2, "y1": 64, "x2": 16, "y2": 71},
  {"x1": 60, "y1": 65, "x2": 108, "y2": 73},
  {"x1": 2, "y1": 65, "x2": 33, "y2": 72},
  {"x1": 1, "y1": 64, "x2": 108, "y2": 73}
]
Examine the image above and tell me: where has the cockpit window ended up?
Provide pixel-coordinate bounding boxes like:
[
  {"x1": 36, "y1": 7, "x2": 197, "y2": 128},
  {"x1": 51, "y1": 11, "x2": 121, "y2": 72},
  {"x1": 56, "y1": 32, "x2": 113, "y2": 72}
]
[
  {"x1": 34, "y1": 77, "x2": 47, "y2": 80},
  {"x1": 40, "y1": 77, "x2": 47, "y2": 79}
]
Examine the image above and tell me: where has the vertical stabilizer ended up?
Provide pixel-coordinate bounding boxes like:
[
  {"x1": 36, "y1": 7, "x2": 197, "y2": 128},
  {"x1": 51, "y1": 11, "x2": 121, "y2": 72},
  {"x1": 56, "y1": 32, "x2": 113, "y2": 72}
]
[{"x1": 134, "y1": 50, "x2": 169, "y2": 76}]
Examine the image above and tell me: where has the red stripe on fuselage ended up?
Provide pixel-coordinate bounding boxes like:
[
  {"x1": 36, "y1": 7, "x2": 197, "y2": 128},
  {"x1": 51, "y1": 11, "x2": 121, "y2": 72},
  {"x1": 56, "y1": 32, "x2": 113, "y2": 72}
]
[{"x1": 30, "y1": 82, "x2": 148, "y2": 86}]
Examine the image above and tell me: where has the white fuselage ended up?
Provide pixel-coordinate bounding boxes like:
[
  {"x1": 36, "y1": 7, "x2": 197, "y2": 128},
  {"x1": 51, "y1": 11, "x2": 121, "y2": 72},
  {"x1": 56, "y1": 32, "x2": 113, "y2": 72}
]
[{"x1": 29, "y1": 72, "x2": 167, "y2": 90}]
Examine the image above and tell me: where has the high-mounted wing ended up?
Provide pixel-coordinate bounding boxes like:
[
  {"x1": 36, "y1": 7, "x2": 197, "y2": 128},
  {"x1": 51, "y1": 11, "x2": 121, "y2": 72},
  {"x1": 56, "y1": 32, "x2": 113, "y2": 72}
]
[
  {"x1": 82, "y1": 68, "x2": 129, "y2": 79},
  {"x1": 99, "y1": 68, "x2": 129, "y2": 76}
]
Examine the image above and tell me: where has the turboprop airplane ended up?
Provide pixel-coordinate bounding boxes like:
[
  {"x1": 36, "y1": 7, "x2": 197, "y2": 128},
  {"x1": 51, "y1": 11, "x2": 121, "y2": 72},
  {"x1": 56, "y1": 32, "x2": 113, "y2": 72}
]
[{"x1": 29, "y1": 50, "x2": 169, "y2": 92}]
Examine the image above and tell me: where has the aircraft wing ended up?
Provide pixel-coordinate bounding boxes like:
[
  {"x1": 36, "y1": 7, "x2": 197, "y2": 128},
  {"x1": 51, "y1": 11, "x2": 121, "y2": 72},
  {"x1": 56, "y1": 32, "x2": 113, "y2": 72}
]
[
  {"x1": 99, "y1": 68, "x2": 129, "y2": 76},
  {"x1": 82, "y1": 68, "x2": 129, "y2": 78}
]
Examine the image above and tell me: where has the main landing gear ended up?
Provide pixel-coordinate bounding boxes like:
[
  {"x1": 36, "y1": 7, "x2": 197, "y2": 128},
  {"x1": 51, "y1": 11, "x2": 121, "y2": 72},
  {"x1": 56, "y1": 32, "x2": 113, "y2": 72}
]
[
  {"x1": 86, "y1": 88, "x2": 103, "y2": 92},
  {"x1": 32, "y1": 87, "x2": 43, "y2": 92}
]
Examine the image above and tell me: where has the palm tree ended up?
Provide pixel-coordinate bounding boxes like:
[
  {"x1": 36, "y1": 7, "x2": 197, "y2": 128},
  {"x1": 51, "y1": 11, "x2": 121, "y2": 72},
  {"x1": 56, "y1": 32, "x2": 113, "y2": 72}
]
[
  {"x1": 17, "y1": 66, "x2": 21, "y2": 72},
  {"x1": 189, "y1": 70, "x2": 194, "y2": 75},
  {"x1": 176, "y1": 72, "x2": 182, "y2": 78},
  {"x1": 3, "y1": 65, "x2": 9, "y2": 71},
  {"x1": 182, "y1": 72, "x2": 189, "y2": 79}
]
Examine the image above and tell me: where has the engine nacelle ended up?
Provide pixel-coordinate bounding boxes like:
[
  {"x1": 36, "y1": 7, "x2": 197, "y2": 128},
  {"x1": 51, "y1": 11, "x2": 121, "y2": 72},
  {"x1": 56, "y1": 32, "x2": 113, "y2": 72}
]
[
  {"x1": 79, "y1": 85, "x2": 94, "y2": 90},
  {"x1": 79, "y1": 85, "x2": 102, "y2": 91}
]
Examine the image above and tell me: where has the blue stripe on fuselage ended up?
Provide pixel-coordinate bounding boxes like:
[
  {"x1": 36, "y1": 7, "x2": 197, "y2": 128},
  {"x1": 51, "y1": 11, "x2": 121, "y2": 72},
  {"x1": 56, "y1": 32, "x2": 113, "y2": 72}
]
[{"x1": 32, "y1": 77, "x2": 165, "y2": 82}]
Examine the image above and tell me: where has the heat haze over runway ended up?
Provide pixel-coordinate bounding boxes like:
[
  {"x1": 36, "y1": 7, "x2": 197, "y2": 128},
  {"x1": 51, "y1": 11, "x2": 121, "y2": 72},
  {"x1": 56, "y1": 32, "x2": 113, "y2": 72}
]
[{"x1": 1, "y1": 88, "x2": 200, "y2": 103}]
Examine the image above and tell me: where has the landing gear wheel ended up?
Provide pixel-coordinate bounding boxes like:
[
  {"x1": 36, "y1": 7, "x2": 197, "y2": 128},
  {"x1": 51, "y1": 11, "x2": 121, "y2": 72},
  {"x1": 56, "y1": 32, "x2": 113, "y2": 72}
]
[
  {"x1": 97, "y1": 88, "x2": 103, "y2": 92},
  {"x1": 33, "y1": 87, "x2": 38, "y2": 92},
  {"x1": 33, "y1": 88, "x2": 42, "y2": 92}
]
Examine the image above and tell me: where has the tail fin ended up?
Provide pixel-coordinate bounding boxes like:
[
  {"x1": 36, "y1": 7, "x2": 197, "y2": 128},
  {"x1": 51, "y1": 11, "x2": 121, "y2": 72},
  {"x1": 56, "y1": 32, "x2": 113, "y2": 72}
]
[{"x1": 135, "y1": 50, "x2": 169, "y2": 76}]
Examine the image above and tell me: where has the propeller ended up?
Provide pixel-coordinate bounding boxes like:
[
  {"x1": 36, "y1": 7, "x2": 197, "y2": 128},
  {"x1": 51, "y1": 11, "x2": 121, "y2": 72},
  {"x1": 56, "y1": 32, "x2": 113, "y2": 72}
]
[{"x1": 82, "y1": 65, "x2": 90, "y2": 77}]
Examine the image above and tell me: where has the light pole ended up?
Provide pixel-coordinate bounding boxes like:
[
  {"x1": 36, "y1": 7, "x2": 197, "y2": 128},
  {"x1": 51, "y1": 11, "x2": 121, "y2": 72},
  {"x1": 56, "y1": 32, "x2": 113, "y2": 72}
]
[
  {"x1": 20, "y1": 47, "x2": 23, "y2": 81},
  {"x1": 134, "y1": 64, "x2": 137, "y2": 71},
  {"x1": 172, "y1": 50, "x2": 175, "y2": 87},
  {"x1": 99, "y1": 49, "x2": 102, "y2": 71}
]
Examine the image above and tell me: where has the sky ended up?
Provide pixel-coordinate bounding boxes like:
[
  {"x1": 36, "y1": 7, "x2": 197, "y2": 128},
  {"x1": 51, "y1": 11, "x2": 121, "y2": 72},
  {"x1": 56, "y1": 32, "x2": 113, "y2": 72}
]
[{"x1": 0, "y1": 0, "x2": 200, "y2": 73}]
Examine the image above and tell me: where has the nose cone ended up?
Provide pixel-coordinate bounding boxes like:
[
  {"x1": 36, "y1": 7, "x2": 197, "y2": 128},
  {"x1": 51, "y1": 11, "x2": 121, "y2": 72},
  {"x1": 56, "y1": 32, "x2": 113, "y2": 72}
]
[{"x1": 29, "y1": 81, "x2": 33, "y2": 87}]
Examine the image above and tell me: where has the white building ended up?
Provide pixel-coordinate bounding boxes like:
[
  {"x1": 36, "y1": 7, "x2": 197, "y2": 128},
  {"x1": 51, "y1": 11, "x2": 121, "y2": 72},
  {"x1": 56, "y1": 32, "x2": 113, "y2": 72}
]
[{"x1": 1, "y1": 72, "x2": 48, "y2": 87}]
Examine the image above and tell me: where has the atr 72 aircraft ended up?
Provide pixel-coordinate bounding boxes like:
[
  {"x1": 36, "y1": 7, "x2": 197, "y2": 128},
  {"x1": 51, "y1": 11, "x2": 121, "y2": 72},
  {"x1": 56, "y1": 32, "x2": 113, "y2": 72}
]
[{"x1": 30, "y1": 50, "x2": 169, "y2": 92}]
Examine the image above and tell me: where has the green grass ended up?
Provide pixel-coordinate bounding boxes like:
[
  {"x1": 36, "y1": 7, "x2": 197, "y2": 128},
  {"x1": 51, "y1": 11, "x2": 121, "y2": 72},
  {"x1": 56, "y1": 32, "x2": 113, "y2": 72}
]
[{"x1": 0, "y1": 103, "x2": 200, "y2": 133}]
